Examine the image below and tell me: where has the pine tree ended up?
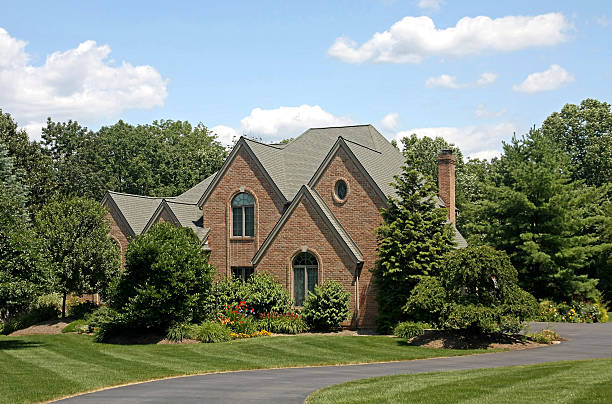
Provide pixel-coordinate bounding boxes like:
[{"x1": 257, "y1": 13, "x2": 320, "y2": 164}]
[
  {"x1": 373, "y1": 167, "x2": 455, "y2": 332},
  {"x1": 470, "y1": 130, "x2": 610, "y2": 302}
]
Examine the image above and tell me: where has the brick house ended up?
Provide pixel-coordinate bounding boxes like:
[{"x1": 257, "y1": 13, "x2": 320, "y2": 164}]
[{"x1": 102, "y1": 125, "x2": 466, "y2": 328}]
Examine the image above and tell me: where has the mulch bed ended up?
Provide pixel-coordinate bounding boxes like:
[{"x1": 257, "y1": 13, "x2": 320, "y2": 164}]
[
  {"x1": 8, "y1": 319, "x2": 71, "y2": 336},
  {"x1": 406, "y1": 329, "x2": 548, "y2": 350}
]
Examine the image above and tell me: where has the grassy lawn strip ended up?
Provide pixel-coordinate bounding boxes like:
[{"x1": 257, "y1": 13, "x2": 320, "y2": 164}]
[
  {"x1": 306, "y1": 358, "x2": 612, "y2": 404},
  {"x1": 0, "y1": 334, "x2": 494, "y2": 404}
]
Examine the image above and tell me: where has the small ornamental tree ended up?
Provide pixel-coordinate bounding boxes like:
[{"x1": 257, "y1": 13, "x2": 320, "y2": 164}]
[
  {"x1": 109, "y1": 222, "x2": 215, "y2": 330},
  {"x1": 373, "y1": 166, "x2": 455, "y2": 332},
  {"x1": 303, "y1": 280, "x2": 351, "y2": 331},
  {"x1": 35, "y1": 197, "x2": 120, "y2": 317},
  {"x1": 405, "y1": 246, "x2": 538, "y2": 334}
]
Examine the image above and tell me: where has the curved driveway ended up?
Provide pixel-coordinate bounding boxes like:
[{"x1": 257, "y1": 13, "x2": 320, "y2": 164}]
[{"x1": 58, "y1": 322, "x2": 612, "y2": 403}]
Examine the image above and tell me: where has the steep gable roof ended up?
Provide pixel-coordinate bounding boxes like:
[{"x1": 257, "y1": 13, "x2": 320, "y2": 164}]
[
  {"x1": 102, "y1": 192, "x2": 170, "y2": 236},
  {"x1": 142, "y1": 199, "x2": 209, "y2": 241},
  {"x1": 175, "y1": 172, "x2": 217, "y2": 203},
  {"x1": 252, "y1": 185, "x2": 363, "y2": 266}
]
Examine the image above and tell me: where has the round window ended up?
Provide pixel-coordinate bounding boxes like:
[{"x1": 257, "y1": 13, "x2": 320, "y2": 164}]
[{"x1": 334, "y1": 179, "x2": 348, "y2": 201}]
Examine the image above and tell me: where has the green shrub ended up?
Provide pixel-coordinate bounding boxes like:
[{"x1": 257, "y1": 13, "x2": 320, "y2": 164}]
[
  {"x1": 166, "y1": 323, "x2": 194, "y2": 342},
  {"x1": 403, "y1": 276, "x2": 446, "y2": 326},
  {"x1": 91, "y1": 308, "x2": 122, "y2": 342},
  {"x1": 201, "y1": 277, "x2": 244, "y2": 320},
  {"x1": 529, "y1": 329, "x2": 562, "y2": 344},
  {"x1": 258, "y1": 313, "x2": 308, "y2": 334},
  {"x1": 62, "y1": 319, "x2": 88, "y2": 333},
  {"x1": 109, "y1": 223, "x2": 215, "y2": 331},
  {"x1": 241, "y1": 273, "x2": 292, "y2": 315},
  {"x1": 303, "y1": 280, "x2": 351, "y2": 331},
  {"x1": 192, "y1": 321, "x2": 231, "y2": 343},
  {"x1": 393, "y1": 321, "x2": 428, "y2": 339}
]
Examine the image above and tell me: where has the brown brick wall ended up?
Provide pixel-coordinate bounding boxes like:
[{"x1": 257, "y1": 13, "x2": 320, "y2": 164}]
[
  {"x1": 104, "y1": 209, "x2": 130, "y2": 267},
  {"x1": 203, "y1": 147, "x2": 285, "y2": 277},
  {"x1": 312, "y1": 146, "x2": 387, "y2": 328},
  {"x1": 256, "y1": 196, "x2": 359, "y2": 327}
]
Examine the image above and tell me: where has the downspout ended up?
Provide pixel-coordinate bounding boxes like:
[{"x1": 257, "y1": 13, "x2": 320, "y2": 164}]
[{"x1": 355, "y1": 262, "x2": 363, "y2": 329}]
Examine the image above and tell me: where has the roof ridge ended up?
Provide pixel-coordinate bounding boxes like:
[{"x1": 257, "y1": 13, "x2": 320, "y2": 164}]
[
  {"x1": 308, "y1": 124, "x2": 371, "y2": 130},
  {"x1": 166, "y1": 200, "x2": 199, "y2": 206},
  {"x1": 243, "y1": 137, "x2": 285, "y2": 150},
  {"x1": 108, "y1": 191, "x2": 172, "y2": 200},
  {"x1": 341, "y1": 137, "x2": 382, "y2": 154}
]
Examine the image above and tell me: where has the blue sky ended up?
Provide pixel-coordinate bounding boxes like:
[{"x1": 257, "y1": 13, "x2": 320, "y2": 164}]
[{"x1": 1, "y1": 0, "x2": 610, "y2": 158}]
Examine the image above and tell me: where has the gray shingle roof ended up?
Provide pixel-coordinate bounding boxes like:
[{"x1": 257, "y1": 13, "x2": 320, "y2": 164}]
[
  {"x1": 104, "y1": 192, "x2": 169, "y2": 235},
  {"x1": 244, "y1": 125, "x2": 405, "y2": 200},
  {"x1": 175, "y1": 172, "x2": 217, "y2": 203},
  {"x1": 165, "y1": 200, "x2": 209, "y2": 241}
]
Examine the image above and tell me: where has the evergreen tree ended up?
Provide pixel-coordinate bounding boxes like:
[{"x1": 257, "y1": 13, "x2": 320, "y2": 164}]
[
  {"x1": 0, "y1": 144, "x2": 45, "y2": 318},
  {"x1": 373, "y1": 166, "x2": 455, "y2": 332},
  {"x1": 469, "y1": 130, "x2": 610, "y2": 302}
]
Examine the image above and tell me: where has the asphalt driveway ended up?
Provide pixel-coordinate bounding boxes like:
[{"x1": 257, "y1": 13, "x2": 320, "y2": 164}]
[{"x1": 56, "y1": 322, "x2": 612, "y2": 403}]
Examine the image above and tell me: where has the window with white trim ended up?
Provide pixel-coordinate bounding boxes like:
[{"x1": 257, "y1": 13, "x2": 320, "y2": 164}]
[
  {"x1": 232, "y1": 192, "x2": 254, "y2": 237},
  {"x1": 293, "y1": 252, "x2": 318, "y2": 306}
]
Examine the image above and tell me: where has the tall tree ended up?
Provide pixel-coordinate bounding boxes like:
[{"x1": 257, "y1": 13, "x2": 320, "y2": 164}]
[
  {"x1": 541, "y1": 98, "x2": 612, "y2": 187},
  {"x1": 0, "y1": 110, "x2": 55, "y2": 210},
  {"x1": 35, "y1": 197, "x2": 121, "y2": 317},
  {"x1": 469, "y1": 130, "x2": 610, "y2": 302},
  {"x1": 373, "y1": 166, "x2": 455, "y2": 332},
  {"x1": 0, "y1": 144, "x2": 45, "y2": 318}
]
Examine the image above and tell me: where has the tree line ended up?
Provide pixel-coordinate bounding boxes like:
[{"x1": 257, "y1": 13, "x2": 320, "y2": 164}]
[{"x1": 375, "y1": 98, "x2": 611, "y2": 331}]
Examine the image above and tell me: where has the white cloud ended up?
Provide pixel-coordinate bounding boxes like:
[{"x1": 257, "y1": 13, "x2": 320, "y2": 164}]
[
  {"x1": 381, "y1": 112, "x2": 399, "y2": 131},
  {"x1": 214, "y1": 105, "x2": 354, "y2": 145},
  {"x1": 512, "y1": 64, "x2": 574, "y2": 93},
  {"x1": 425, "y1": 74, "x2": 465, "y2": 89},
  {"x1": 595, "y1": 16, "x2": 610, "y2": 27},
  {"x1": 394, "y1": 122, "x2": 516, "y2": 159},
  {"x1": 425, "y1": 72, "x2": 497, "y2": 89},
  {"x1": 418, "y1": 0, "x2": 442, "y2": 10},
  {"x1": 210, "y1": 125, "x2": 239, "y2": 145},
  {"x1": 474, "y1": 103, "x2": 506, "y2": 118},
  {"x1": 476, "y1": 72, "x2": 498, "y2": 87},
  {"x1": 0, "y1": 27, "x2": 168, "y2": 140},
  {"x1": 327, "y1": 13, "x2": 569, "y2": 64}
]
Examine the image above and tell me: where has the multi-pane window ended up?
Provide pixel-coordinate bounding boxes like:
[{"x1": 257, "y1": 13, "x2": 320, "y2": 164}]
[
  {"x1": 293, "y1": 252, "x2": 318, "y2": 306},
  {"x1": 231, "y1": 266, "x2": 254, "y2": 283},
  {"x1": 232, "y1": 192, "x2": 254, "y2": 237}
]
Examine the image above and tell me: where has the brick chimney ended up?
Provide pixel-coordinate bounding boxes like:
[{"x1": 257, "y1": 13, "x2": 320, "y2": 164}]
[{"x1": 437, "y1": 149, "x2": 456, "y2": 225}]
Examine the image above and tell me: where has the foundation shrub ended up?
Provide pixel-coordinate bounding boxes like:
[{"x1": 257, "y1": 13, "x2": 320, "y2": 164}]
[
  {"x1": 303, "y1": 280, "x2": 351, "y2": 331},
  {"x1": 393, "y1": 321, "x2": 428, "y2": 339},
  {"x1": 240, "y1": 273, "x2": 292, "y2": 315}
]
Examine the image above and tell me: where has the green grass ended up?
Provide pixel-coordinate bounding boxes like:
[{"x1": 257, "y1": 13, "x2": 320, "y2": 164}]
[
  {"x1": 306, "y1": 358, "x2": 612, "y2": 404},
  {"x1": 61, "y1": 319, "x2": 88, "y2": 333},
  {"x1": 0, "y1": 334, "x2": 493, "y2": 404}
]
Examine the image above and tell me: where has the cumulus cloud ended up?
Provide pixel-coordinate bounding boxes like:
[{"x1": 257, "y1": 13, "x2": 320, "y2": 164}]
[
  {"x1": 425, "y1": 74, "x2": 464, "y2": 89},
  {"x1": 213, "y1": 105, "x2": 354, "y2": 145},
  {"x1": 393, "y1": 122, "x2": 516, "y2": 160},
  {"x1": 0, "y1": 27, "x2": 168, "y2": 139},
  {"x1": 476, "y1": 72, "x2": 498, "y2": 87},
  {"x1": 210, "y1": 125, "x2": 239, "y2": 145},
  {"x1": 381, "y1": 112, "x2": 399, "y2": 131},
  {"x1": 418, "y1": 0, "x2": 442, "y2": 10},
  {"x1": 327, "y1": 13, "x2": 569, "y2": 64},
  {"x1": 512, "y1": 64, "x2": 574, "y2": 93},
  {"x1": 425, "y1": 72, "x2": 497, "y2": 89},
  {"x1": 474, "y1": 103, "x2": 506, "y2": 118}
]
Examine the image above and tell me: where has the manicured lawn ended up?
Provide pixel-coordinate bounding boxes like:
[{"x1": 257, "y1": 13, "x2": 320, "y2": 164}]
[
  {"x1": 306, "y1": 358, "x2": 612, "y2": 404},
  {"x1": 0, "y1": 334, "x2": 493, "y2": 404}
]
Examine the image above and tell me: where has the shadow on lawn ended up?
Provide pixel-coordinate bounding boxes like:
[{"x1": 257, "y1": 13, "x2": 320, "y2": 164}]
[{"x1": 0, "y1": 339, "x2": 45, "y2": 350}]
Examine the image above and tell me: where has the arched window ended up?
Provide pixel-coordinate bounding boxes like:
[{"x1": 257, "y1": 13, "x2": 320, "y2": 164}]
[
  {"x1": 293, "y1": 252, "x2": 318, "y2": 306},
  {"x1": 232, "y1": 192, "x2": 254, "y2": 237}
]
